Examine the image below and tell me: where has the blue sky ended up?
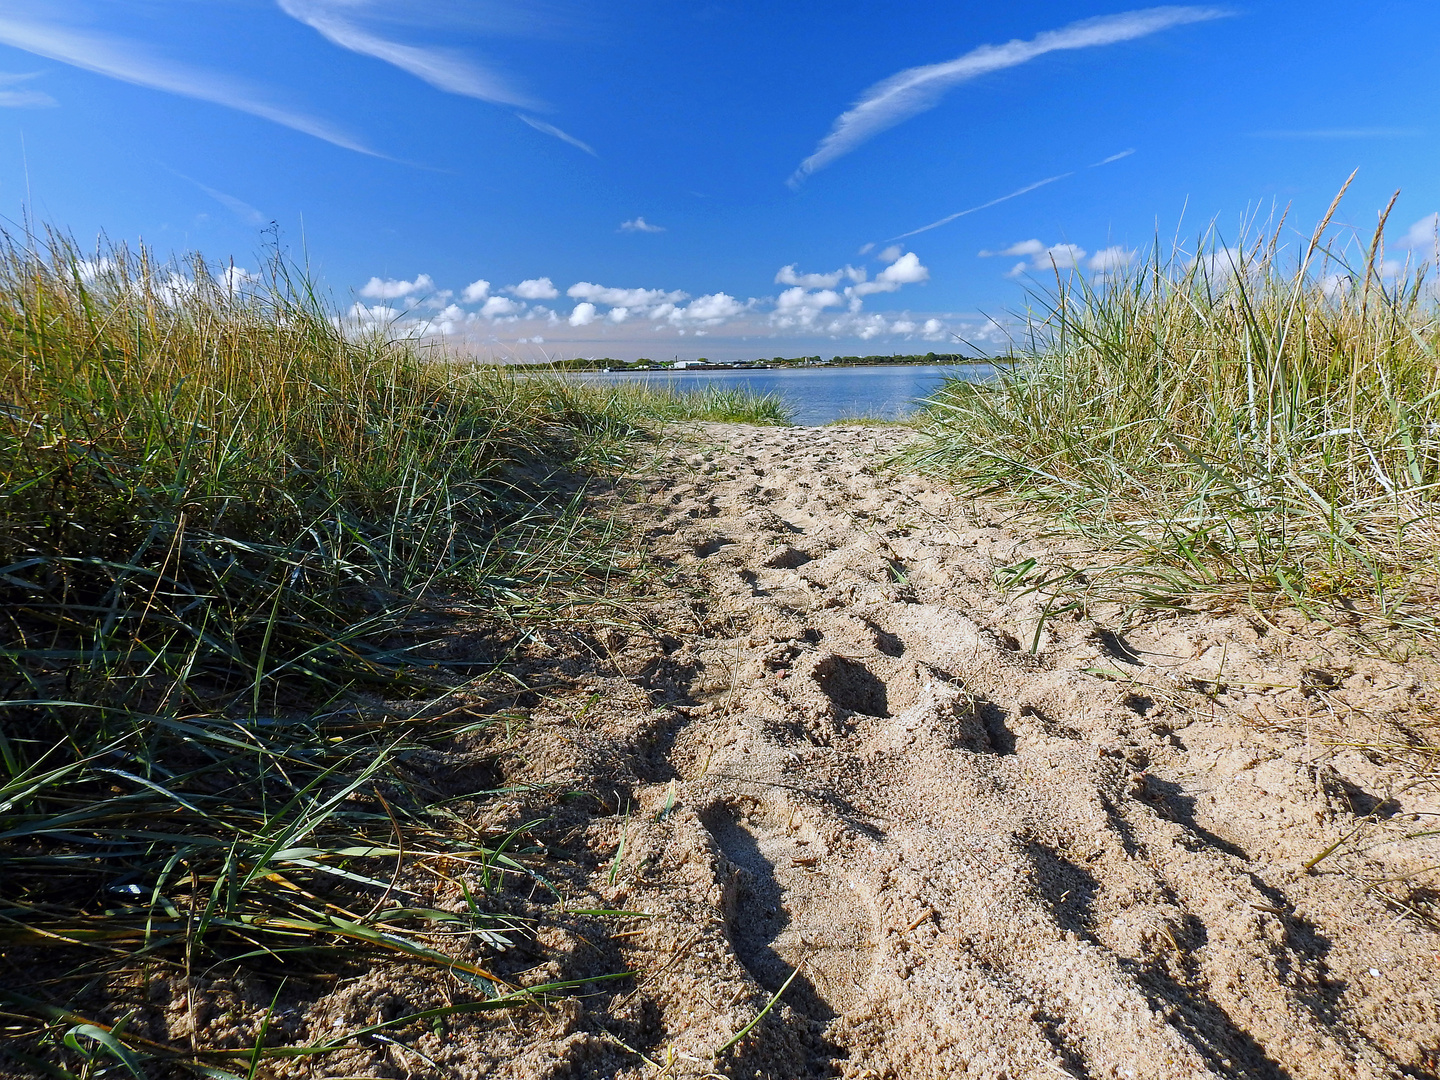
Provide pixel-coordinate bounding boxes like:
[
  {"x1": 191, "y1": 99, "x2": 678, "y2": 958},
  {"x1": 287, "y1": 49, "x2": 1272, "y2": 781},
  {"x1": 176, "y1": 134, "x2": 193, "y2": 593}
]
[{"x1": 0, "y1": 0, "x2": 1437, "y2": 360}]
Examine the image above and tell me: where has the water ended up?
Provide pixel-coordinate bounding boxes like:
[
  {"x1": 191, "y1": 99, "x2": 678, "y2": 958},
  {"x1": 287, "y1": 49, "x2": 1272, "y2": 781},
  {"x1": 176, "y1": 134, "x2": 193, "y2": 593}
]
[{"x1": 578, "y1": 363, "x2": 995, "y2": 425}]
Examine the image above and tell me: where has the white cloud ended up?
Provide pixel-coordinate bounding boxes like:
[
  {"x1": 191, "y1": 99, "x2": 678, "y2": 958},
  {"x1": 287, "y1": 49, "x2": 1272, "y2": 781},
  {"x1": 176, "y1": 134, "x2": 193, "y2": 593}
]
[
  {"x1": 359, "y1": 273, "x2": 434, "y2": 300},
  {"x1": 979, "y1": 239, "x2": 1045, "y2": 257},
  {"x1": 75, "y1": 257, "x2": 115, "y2": 284},
  {"x1": 1189, "y1": 246, "x2": 1246, "y2": 283},
  {"x1": 857, "y1": 242, "x2": 875, "y2": 255},
  {"x1": 507, "y1": 277, "x2": 559, "y2": 300},
  {"x1": 1249, "y1": 128, "x2": 1422, "y2": 139},
  {"x1": 608, "y1": 306, "x2": 630, "y2": 323},
  {"x1": 461, "y1": 278, "x2": 491, "y2": 303},
  {"x1": 346, "y1": 300, "x2": 400, "y2": 326},
  {"x1": 482, "y1": 295, "x2": 523, "y2": 318},
  {"x1": 675, "y1": 292, "x2": 747, "y2": 325},
  {"x1": 1044, "y1": 243, "x2": 1086, "y2": 270},
  {"x1": 1319, "y1": 272, "x2": 1352, "y2": 300},
  {"x1": 178, "y1": 173, "x2": 265, "y2": 226},
  {"x1": 568, "y1": 281, "x2": 688, "y2": 312},
  {"x1": 220, "y1": 265, "x2": 259, "y2": 294},
  {"x1": 568, "y1": 301, "x2": 597, "y2": 326},
  {"x1": 1394, "y1": 213, "x2": 1439, "y2": 254},
  {"x1": 850, "y1": 251, "x2": 929, "y2": 295},
  {"x1": 1089, "y1": 245, "x2": 1137, "y2": 275},
  {"x1": 775, "y1": 286, "x2": 844, "y2": 325},
  {"x1": 0, "y1": 11, "x2": 375, "y2": 155},
  {"x1": 620, "y1": 216, "x2": 665, "y2": 233},
  {"x1": 516, "y1": 113, "x2": 596, "y2": 155},
  {"x1": 775, "y1": 263, "x2": 866, "y2": 289},
  {"x1": 276, "y1": 0, "x2": 537, "y2": 108},
  {"x1": 891, "y1": 172, "x2": 1074, "y2": 241},
  {"x1": 922, "y1": 318, "x2": 945, "y2": 336},
  {"x1": 987, "y1": 242, "x2": 1088, "y2": 277},
  {"x1": 1090, "y1": 148, "x2": 1136, "y2": 166},
  {"x1": 789, "y1": 6, "x2": 1228, "y2": 185},
  {"x1": 877, "y1": 244, "x2": 904, "y2": 264},
  {"x1": 0, "y1": 73, "x2": 55, "y2": 107}
]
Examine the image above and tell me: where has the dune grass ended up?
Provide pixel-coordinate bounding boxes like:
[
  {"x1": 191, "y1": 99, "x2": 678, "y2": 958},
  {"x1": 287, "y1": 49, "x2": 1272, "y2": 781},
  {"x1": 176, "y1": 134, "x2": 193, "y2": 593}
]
[
  {"x1": 901, "y1": 195, "x2": 1440, "y2": 627},
  {"x1": 565, "y1": 378, "x2": 793, "y2": 425},
  {"x1": 0, "y1": 229, "x2": 779, "y2": 1076}
]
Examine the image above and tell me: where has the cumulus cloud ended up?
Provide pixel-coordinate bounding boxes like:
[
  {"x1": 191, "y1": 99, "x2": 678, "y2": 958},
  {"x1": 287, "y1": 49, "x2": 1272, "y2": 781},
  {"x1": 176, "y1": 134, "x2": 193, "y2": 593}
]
[
  {"x1": 568, "y1": 301, "x2": 597, "y2": 326},
  {"x1": 984, "y1": 242, "x2": 1087, "y2": 277},
  {"x1": 789, "y1": 6, "x2": 1227, "y2": 185},
  {"x1": 359, "y1": 273, "x2": 434, "y2": 300},
  {"x1": 775, "y1": 263, "x2": 866, "y2": 289},
  {"x1": 877, "y1": 244, "x2": 904, "y2": 264},
  {"x1": 1044, "y1": 244, "x2": 1086, "y2": 270},
  {"x1": 507, "y1": 277, "x2": 559, "y2": 300},
  {"x1": 620, "y1": 216, "x2": 665, "y2": 233},
  {"x1": 774, "y1": 286, "x2": 844, "y2": 327},
  {"x1": 0, "y1": 10, "x2": 374, "y2": 154},
  {"x1": 850, "y1": 251, "x2": 929, "y2": 295},
  {"x1": 1089, "y1": 245, "x2": 1137, "y2": 275},
  {"x1": 220, "y1": 265, "x2": 260, "y2": 294},
  {"x1": 1189, "y1": 246, "x2": 1247, "y2": 283},
  {"x1": 567, "y1": 282, "x2": 688, "y2": 312},
  {"x1": 481, "y1": 295, "x2": 523, "y2": 318},
  {"x1": 979, "y1": 239, "x2": 1045, "y2": 258},
  {"x1": 461, "y1": 278, "x2": 491, "y2": 303},
  {"x1": 1393, "y1": 213, "x2": 1439, "y2": 254},
  {"x1": 346, "y1": 300, "x2": 400, "y2": 327},
  {"x1": 675, "y1": 293, "x2": 747, "y2": 325}
]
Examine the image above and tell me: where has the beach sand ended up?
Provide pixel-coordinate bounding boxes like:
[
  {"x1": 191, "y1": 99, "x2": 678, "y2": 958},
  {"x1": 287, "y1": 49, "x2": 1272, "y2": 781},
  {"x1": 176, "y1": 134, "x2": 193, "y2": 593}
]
[{"x1": 243, "y1": 423, "x2": 1440, "y2": 1078}]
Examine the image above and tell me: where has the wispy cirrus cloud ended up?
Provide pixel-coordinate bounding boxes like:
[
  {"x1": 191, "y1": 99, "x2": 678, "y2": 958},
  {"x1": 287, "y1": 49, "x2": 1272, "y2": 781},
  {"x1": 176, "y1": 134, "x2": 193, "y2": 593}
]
[
  {"x1": 789, "y1": 6, "x2": 1228, "y2": 186},
  {"x1": 0, "y1": 10, "x2": 375, "y2": 155},
  {"x1": 171, "y1": 170, "x2": 267, "y2": 226},
  {"x1": 517, "y1": 113, "x2": 595, "y2": 155},
  {"x1": 885, "y1": 147, "x2": 1136, "y2": 242},
  {"x1": 278, "y1": 1, "x2": 594, "y2": 154},
  {"x1": 889, "y1": 172, "x2": 1073, "y2": 241},
  {"x1": 1091, "y1": 147, "x2": 1135, "y2": 166},
  {"x1": 0, "y1": 71, "x2": 56, "y2": 108},
  {"x1": 1248, "y1": 128, "x2": 1422, "y2": 139},
  {"x1": 275, "y1": 0, "x2": 538, "y2": 109}
]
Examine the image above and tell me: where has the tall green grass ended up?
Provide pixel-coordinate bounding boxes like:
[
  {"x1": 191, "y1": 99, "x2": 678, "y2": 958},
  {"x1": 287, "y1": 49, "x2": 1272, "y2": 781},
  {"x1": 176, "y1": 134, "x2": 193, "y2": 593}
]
[
  {"x1": 903, "y1": 195, "x2": 1440, "y2": 624},
  {"x1": 0, "y1": 229, "x2": 779, "y2": 1075}
]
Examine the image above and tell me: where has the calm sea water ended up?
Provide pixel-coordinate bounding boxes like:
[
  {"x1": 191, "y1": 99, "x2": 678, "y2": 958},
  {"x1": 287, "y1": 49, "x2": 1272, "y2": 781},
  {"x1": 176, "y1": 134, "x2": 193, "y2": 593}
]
[{"x1": 578, "y1": 363, "x2": 995, "y2": 425}]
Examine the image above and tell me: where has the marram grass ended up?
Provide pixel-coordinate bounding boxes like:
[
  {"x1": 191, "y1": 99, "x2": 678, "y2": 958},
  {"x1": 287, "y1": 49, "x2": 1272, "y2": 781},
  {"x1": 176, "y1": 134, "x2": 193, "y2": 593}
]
[
  {"x1": 902, "y1": 199, "x2": 1440, "y2": 625},
  {"x1": 0, "y1": 229, "x2": 783, "y2": 1077}
]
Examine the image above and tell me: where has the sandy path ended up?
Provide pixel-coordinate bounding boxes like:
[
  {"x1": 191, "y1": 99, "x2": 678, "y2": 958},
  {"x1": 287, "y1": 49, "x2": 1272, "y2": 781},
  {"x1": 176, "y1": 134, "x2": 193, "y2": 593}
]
[{"x1": 508, "y1": 421, "x2": 1437, "y2": 1080}]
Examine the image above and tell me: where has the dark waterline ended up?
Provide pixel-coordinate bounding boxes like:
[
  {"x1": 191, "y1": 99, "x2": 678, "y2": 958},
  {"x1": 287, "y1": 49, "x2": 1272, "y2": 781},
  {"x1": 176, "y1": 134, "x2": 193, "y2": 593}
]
[{"x1": 576, "y1": 363, "x2": 995, "y2": 425}]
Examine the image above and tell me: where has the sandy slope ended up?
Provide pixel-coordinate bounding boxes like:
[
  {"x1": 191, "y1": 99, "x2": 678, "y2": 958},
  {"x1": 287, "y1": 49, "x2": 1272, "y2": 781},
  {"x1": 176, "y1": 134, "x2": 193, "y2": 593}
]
[{"x1": 468, "y1": 422, "x2": 1440, "y2": 1080}]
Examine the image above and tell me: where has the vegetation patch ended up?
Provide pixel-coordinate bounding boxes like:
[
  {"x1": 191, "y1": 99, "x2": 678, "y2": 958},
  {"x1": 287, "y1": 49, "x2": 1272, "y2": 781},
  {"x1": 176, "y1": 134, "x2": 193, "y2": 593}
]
[
  {"x1": 901, "y1": 192, "x2": 1440, "y2": 628},
  {"x1": 0, "y1": 230, "x2": 780, "y2": 1077}
]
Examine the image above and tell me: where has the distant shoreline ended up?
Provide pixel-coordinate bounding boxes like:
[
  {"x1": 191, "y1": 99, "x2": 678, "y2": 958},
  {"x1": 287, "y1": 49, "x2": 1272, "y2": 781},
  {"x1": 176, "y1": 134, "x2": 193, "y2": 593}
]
[{"x1": 498, "y1": 353, "x2": 1013, "y2": 374}]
